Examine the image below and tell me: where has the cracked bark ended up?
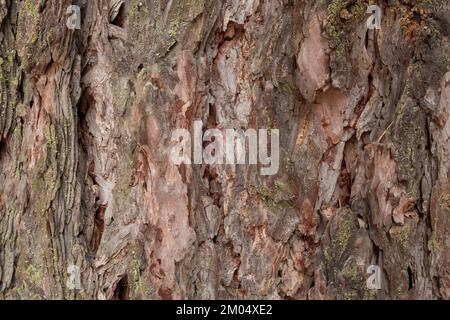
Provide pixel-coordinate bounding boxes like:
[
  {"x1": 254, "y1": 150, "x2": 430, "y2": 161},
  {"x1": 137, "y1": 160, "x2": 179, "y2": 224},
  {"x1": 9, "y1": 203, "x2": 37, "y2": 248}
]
[{"x1": 0, "y1": 0, "x2": 449, "y2": 300}]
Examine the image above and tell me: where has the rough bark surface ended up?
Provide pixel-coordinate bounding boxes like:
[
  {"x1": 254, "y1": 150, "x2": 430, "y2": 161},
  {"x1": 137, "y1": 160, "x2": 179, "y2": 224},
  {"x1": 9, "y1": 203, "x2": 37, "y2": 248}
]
[{"x1": 0, "y1": 0, "x2": 449, "y2": 300}]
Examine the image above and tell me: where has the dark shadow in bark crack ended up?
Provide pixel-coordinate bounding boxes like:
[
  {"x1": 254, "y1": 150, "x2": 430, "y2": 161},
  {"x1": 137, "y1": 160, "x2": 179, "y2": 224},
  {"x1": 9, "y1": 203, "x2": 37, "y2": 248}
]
[{"x1": 113, "y1": 275, "x2": 130, "y2": 300}]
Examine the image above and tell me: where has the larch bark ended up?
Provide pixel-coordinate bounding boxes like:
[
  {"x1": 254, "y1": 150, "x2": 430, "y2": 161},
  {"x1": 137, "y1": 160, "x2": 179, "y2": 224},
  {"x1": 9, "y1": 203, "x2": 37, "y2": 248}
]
[{"x1": 0, "y1": 0, "x2": 449, "y2": 300}]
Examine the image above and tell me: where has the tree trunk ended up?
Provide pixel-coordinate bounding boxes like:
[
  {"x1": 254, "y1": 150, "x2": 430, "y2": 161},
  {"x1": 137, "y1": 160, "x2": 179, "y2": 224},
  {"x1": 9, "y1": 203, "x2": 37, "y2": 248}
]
[{"x1": 0, "y1": 0, "x2": 449, "y2": 300}]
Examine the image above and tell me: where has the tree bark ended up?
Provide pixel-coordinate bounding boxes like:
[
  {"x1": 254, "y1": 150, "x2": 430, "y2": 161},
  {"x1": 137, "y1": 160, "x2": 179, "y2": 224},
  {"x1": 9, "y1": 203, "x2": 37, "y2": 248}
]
[{"x1": 0, "y1": 0, "x2": 449, "y2": 300}]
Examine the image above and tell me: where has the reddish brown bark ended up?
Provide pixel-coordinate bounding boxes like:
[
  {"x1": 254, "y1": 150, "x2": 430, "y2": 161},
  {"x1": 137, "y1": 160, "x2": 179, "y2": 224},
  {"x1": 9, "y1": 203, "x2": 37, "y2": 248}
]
[{"x1": 0, "y1": 0, "x2": 449, "y2": 300}]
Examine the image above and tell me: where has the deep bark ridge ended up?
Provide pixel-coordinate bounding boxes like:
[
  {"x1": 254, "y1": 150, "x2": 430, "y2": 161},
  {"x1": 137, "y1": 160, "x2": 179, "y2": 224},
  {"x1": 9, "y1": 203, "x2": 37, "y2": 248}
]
[{"x1": 0, "y1": 0, "x2": 448, "y2": 300}]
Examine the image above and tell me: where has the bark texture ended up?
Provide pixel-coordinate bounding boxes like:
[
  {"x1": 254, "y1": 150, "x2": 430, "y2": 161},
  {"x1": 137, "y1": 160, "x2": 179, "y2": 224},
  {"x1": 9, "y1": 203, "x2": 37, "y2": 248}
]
[{"x1": 0, "y1": 0, "x2": 449, "y2": 300}]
